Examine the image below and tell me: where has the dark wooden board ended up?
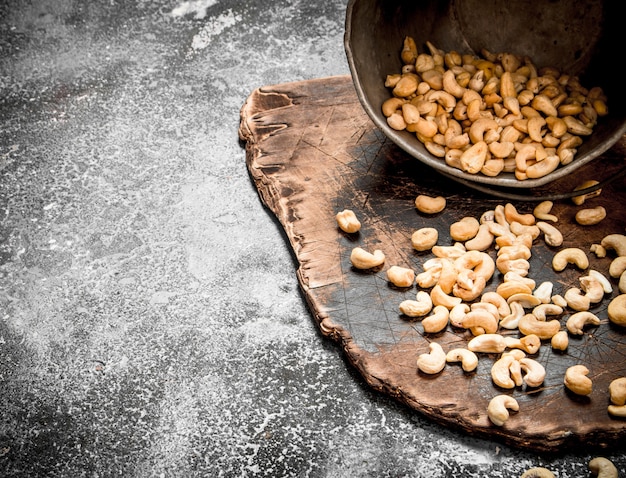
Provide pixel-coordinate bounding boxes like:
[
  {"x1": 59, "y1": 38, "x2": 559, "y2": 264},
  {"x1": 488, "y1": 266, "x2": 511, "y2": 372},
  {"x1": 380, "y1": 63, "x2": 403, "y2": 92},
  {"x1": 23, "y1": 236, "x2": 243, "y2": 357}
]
[{"x1": 238, "y1": 75, "x2": 626, "y2": 453}]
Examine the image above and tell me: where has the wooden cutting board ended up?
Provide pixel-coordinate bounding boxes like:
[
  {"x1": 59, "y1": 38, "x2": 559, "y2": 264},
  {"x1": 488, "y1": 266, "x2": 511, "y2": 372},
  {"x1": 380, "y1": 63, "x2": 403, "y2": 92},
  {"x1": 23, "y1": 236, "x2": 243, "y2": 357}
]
[{"x1": 238, "y1": 75, "x2": 626, "y2": 453}]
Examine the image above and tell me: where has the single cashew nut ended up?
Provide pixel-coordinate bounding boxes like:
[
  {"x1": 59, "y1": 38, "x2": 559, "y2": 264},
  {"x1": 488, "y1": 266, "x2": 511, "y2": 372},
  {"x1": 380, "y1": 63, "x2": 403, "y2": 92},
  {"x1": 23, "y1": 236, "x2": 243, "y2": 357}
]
[
  {"x1": 588, "y1": 269, "x2": 613, "y2": 294},
  {"x1": 336, "y1": 209, "x2": 361, "y2": 233},
  {"x1": 601, "y1": 233, "x2": 626, "y2": 257},
  {"x1": 468, "y1": 333, "x2": 507, "y2": 353},
  {"x1": 518, "y1": 313, "x2": 561, "y2": 340},
  {"x1": 533, "y1": 201, "x2": 558, "y2": 222},
  {"x1": 609, "y1": 256, "x2": 626, "y2": 279},
  {"x1": 411, "y1": 227, "x2": 439, "y2": 251},
  {"x1": 607, "y1": 294, "x2": 626, "y2": 326},
  {"x1": 537, "y1": 221, "x2": 563, "y2": 247},
  {"x1": 551, "y1": 330, "x2": 569, "y2": 351},
  {"x1": 505, "y1": 334, "x2": 541, "y2": 355},
  {"x1": 445, "y1": 347, "x2": 479, "y2": 372},
  {"x1": 552, "y1": 247, "x2": 589, "y2": 271},
  {"x1": 487, "y1": 394, "x2": 519, "y2": 426},
  {"x1": 533, "y1": 281, "x2": 554, "y2": 304},
  {"x1": 609, "y1": 377, "x2": 626, "y2": 406},
  {"x1": 386, "y1": 265, "x2": 415, "y2": 288},
  {"x1": 575, "y1": 206, "x2": 607, "y2": 226},
  {"x1": 422, "y1": 305, "x2": 450, "y2": 333},
  {"x1": 564, "y1": 287, "x2": 591, "y2": 312},
  {"x1": 465, "y1": 223, "x2": 495, "y2": 251},
  {"x1": 532, "y1": 303, "x2": 563, "y2": 321},
  {"x1": 416, "y1": 342, "x2": 446, "y2": 374},
  {"x1": 415, "y1": 194, "x2": 446, "y2": 214},
  {"x1": 579, "y1": 275, "x2": 606, "y2": 303},
  {"x1": 450, "y1": 216, "x2": 480, "y2": 241},
  {"x1": 564, "y1": 364, "x2": 592, "y2": 396},
  {"x1": 520, "y1": 468, "x2": 555, "y2": 478},
  {"x1": 500, "y1": 301, "x2": 525, "y2": 329},
  {"x1": 350, "y1": 247, "x2": 385, "y2": 269},
  {"x1": 588, "y1": 457, "x2": 618, "y2": 478},
  {"x1": 461, "y1": 309, "x2": 499, "y2": 335},
  {"x1": 504, "y1": 203, "x2": 535, "y2": 226},
  {"x1": 399, "y1": 291, "x2": 433, "y2": 317},
  {"x1": 430, "y1": 284, "x2": 463, "y2": 309},
  {"x1": 566, "y1": 311, "x2": 601, "y2": 335},
  {"x1": 519, "y1": 358, "x2": 546, "y2": 387},
  {"x1": 491, "y1": 355, "x2": 517, "y2": 389}
]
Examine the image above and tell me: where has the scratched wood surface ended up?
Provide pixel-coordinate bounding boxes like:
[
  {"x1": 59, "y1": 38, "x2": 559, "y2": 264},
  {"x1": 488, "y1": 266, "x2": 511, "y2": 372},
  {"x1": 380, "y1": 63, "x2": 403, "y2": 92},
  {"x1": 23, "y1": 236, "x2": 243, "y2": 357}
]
[{"x1": 238, "y1": 75, "x2": 626, "y2": 452}]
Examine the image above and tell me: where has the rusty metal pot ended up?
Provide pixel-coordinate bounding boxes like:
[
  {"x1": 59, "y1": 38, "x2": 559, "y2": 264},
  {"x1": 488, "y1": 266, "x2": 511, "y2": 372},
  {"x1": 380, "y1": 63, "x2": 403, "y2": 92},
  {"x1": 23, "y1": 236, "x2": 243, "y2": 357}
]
[{"x1": 344, "y1": 0, "x2": 626, "y2": 190}]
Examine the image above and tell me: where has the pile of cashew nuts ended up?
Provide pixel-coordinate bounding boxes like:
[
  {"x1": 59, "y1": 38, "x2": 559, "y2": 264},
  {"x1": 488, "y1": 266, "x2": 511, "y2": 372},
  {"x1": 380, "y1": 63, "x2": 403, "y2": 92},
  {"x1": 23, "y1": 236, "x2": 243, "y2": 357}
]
[
  {"x1": 336, "y1": 183, "x2": 626, "y2": 436},
  {"x1": 381, "y1": 39, "x2": 609, "y2": 180}
]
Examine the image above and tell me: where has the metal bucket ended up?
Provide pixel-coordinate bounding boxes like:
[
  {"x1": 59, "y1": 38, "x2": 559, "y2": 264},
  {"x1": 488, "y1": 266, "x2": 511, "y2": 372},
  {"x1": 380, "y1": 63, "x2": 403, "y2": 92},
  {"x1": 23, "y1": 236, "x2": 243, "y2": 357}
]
[{"x1": 344, "y1": 0, "x2": 626, "y2": 190}]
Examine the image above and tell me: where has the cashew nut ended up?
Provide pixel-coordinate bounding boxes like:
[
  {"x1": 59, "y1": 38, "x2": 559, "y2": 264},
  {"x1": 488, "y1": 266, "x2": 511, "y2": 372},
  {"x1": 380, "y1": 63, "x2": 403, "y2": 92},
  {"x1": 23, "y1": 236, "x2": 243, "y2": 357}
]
[
  {"x1": 386, "y1": 265, "x2": 416, "y2": 288},
  {"x1": 588, "y1": 457, "x2": 618, "y2": 478},
  {"x1": 532, "y1": 303, "x2": 563, "y2": 321},
  {"x1": 533, "y1": 281, "x2": 554, "y2": 304},
  {"x1": 422, "y1": 305, "x2": 450, "y2": 333},
  {"x1": 487, "y1": 394, "x2": 519, "y2": 426},
  {"x1": 468, "y1": 334, "x2": 507, "y2": 353},
  {"x1": 607, "y1": 294, "x2": 626, "y2": 326},
  {"x1": 518, "y1": 313, "x2": 561, "y2": 340},
  {"x1": 350, "y1": 247, "x2": 385, "y2": 269},
  {"x1": 519, "y1": 357, "x2": 546, "y2": 387},
  {"x1": 465, "y1": 223, "x2": 495, "y2": 251},
  {"x1": 566, "y1": 311, "x2": 601, "y2": 335},
  {"x1": 564, "y1": 364, "x2": 592, "y2": 396},
  {"x1": 460, "y1": 309, "x2": 499, "y2": 335},
  {"x1": 445, "y1": 348, "x2": 479, "y2": 372},
  {"x1": 601, "y1": 233, "x2": 626, "y2": 257},
  {"x1": 411, "y1": 227, "x2": 439, "y2": 251},
  {"x1": 609, "y1": 256, "x2": 626, "y2": 279},
  {"x1": 481, "y1": 291, "x2": 511, "y2": 318},
  {"x1": 415, "y1": 194, "x2": 446, "y2": 214},
  {"x1": 552, "y1": 247, "x2": 589, "y2": 271},
  {"x1": 450, "y1": 216, "x2": 480, "y2": 242},
  {"x1": 520, "y1": 467, "x2": 555, "y2": 478},
  {"x1": 575, "y1": 206, "x2": 607, "y2": 226},
  {"x1": 551, "y1": 330, "x2": 569, "y2": 351},
  {"x1": 500, "y1": 301, "x2": 525, "y2": 329},
  {"x1": 609, "y1": 377, "x2": 626, "y2": 406},
  {"x1": 579, "y1": 275, "x2": 606, "y2": 303},
  {"x1": 399, "y1": 291, "x2": 433, "y2": 317},
  {"x1": 430, "y1": 284, "x2": 463, "y2": 309},
  {"x1": 491, "y1": 355, "x2": 517, "y2": 389},
  {"x1": 503, "y1": 203, "x2": 535, "y2": 226},
  {"x1": 336, "y1": 209, "x2": 361, "y2": 233},
  {"x1": 537, "y1": 221, "x2": 563, "y2": 247},
  {"x1": 564, "y1": 287, "x2": 591, "y2": 312},
  {"x1": 533, "y1": 201, "x2": 558, "y2": 222},
  {"x1": 505, "y1": 334, "x2": 541, "y2": 355},
  {"x1": 571, "y1": 179, "x2": 601, "y2": 205},
  {"x1": 416, "y1": 342, "x2": 446, "y2": 374},
  {"x1": 588, "y1": 269, "x2": 613, "y2": 294}
]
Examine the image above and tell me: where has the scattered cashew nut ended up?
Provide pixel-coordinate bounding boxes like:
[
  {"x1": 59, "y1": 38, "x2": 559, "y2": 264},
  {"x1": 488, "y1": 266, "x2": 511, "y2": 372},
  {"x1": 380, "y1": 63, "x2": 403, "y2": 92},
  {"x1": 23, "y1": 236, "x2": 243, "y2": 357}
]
[
  {"x1": 416, "y1": 342, "x2": 447, "y2": 374},
  {"x1": 566, "y1": 311, "x2": 601, "y2": 335},
  {"x1": 336, "y1": 209, "x2": 361, "y2": 233},
  {"x1": 520, "y1": 467, "x2": 555, "y2": 478},
  {"x1": 350, "y1": 247, "x2": 385, "y2": 269},
  {"x1": 415, "y1": 194, "x2": 446, "y2": 214},
  {"x1": 487, "y1": 394, "x2": 519, "y2": 426},
  {"x1": 589, "y1": 457, "x2": 618, "y2": 478},
  {"x1": 386, "y1": 265, "x2": 415, "y2": 288},
  {"x1": 445, "y1": 348, "x2": 479, "y2": 372},
  {"x1": 552, "y1": 247, "x2": 589, "y2": 271},
  {"x1": 564, "y1": 364, "x2": 593, "y2": 396}
]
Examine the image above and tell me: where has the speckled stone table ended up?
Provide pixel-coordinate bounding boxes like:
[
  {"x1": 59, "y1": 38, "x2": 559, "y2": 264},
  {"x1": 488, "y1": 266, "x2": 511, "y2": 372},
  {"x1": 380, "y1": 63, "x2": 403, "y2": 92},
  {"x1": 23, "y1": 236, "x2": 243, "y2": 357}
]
[{"x1": 0, "y1": 1, "x2": 624, "y2": 477}]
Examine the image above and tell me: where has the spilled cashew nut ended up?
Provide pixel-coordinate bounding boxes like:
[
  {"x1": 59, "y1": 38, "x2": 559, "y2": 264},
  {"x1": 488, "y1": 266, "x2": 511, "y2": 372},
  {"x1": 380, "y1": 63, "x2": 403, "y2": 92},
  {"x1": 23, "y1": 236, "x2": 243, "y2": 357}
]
[
  {"x1": 518, "y1": 314, "x2": 561, "y2": 340},
  {"x1": 415, "y1": 194, "x2": 446, "y2": 214},
  {"x1": 422, "y1": 305, "x2": 450, "y2": 333},
  {"x1": 519, "y1": 358, "x2": 546, "y2": 387},
  {"x1": 552, "y1": 247, "x2": 589, "y2": 271},
  {"x1": 336, "y1": 209, "x2": 361, "y2": 233},
  {"x1": 588, "y1": 457, "x2": 618, "y2": 478},
  {"x1": 350, "y1": 247, "x2": 385, "y2": 269},
  {"x1": 607, "y1": 294, "x2": 626, "y2": 326},
  {"x1": 533, "y1": 201, "x2": 558, "y2": 222},
  {"x1": 468, "y1": 334, "x2": 507, "y2": 353},
  {"x1": 411, "y1": 227, "x2": 438, "y2": 251},
  {"x1": 601, "y1": 233, "x2": 626, "y2": 256},
  {"x1": 564, "y1": 364, "x2": 593, "y2": 396},
  {"x1": 575, "y1": 206, "x2": 606, "y2": 226},
  {"x1": 399, "y1": 291, "x2": 433, "y2": 317},
  {"x1": 416, "y1": 342, "x2": 446, "y2": 374},
  {"x1": 491, "y1": 355, "x2": 516, "y2": 389},
  {"x1": 505, "y1": 334, "x2": 541, "y2": 355},
  {"x1": 445, "y1": 348, "x2": 479, "y2": 372},
  {"x1": 551, "y1": 330, "x2": 569, "y2": 351},
  {"x1": 564, "y1": 287, "x2": 591, "y2": 312},
  {"x1": 537, "y1": 221, "x2": 563, "y2": 247},
  {"x1": 609, "y1": 377, "x2": 626, "y2": 406},
  {"x1": 487, "y1": 394, "x2": 519, "y2": 426},
  {"x1": 566, "y1": 311, "x2": 601, "y2": 335},
  {"x1": 386, "y1": 265, "x2": 415, "y2": 288},
  {"x1": 520, "y1": 467, "x2": 555, "y2": 478}
]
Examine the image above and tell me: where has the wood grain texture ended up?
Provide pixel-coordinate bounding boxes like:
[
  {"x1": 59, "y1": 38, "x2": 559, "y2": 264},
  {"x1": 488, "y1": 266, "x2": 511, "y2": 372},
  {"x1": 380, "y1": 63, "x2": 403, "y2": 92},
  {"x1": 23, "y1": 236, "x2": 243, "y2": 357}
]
[{"x1": 239, "y1": 75, "x2": 626, "y2": 452}]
